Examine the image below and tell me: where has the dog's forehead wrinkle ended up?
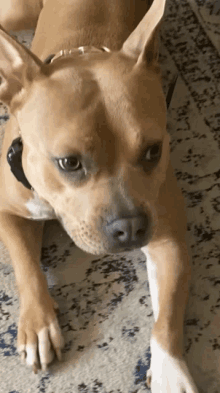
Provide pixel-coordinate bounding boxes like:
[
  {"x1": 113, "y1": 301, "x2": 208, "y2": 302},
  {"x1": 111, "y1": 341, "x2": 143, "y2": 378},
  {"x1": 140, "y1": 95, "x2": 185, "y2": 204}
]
[{"x1": 92, "y1": 60, "x2": 167, "y2": 134}]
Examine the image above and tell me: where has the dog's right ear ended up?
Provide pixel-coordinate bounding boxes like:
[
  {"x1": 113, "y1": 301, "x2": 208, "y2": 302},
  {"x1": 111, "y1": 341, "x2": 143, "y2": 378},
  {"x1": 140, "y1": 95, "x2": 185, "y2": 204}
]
[
  {"x1": 0, "y1": 25, "x2": 43, "y2": 107},
  {"x1": 121, "y1": 0, "x2": 166, "y2": 66}
]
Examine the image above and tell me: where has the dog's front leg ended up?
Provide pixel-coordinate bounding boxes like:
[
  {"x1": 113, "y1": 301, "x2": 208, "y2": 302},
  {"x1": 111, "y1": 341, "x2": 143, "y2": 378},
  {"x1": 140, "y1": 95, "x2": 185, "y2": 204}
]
[
  {"x1": 0, "y1": 212, "x2": 64, "y2": 373},
  {"x1": 142, "y1": 238, "x2": 199, "y2": 393}
]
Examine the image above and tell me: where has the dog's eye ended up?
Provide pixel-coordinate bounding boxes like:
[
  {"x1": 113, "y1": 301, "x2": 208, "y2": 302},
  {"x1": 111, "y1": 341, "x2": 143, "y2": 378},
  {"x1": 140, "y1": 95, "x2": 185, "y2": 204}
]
[
  {"x1": 58, "y1": 157, "x2": 82, "y2": 171},
  {"x1": 144, "y1": 143, "x2": 162, "y2": 162}
]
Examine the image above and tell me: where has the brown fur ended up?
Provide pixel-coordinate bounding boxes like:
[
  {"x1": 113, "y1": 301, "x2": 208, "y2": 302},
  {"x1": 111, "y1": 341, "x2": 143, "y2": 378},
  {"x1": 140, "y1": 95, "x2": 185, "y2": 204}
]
[{"x1": 0, "y1": 0, "x2": 198, "y2": 390}]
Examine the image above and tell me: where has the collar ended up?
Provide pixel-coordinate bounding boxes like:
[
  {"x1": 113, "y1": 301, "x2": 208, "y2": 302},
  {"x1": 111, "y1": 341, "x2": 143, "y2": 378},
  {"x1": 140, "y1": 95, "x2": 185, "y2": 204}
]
[
  {"x1": 7, "y1": 136, "x2": 33, "y2": 190},
  {"x1": 6, "y1": 46, "x2": 178, "y2": 191},
  {"x1": 43, "y1": 45, "x2": 111, "y2": 64}
]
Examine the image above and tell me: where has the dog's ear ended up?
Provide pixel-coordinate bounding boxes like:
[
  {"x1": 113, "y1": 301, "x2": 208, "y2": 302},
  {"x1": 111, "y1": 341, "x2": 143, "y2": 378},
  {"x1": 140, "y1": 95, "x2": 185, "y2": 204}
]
[
  {"x1": 0, "y1": 25, "x2": 43, "y2": 106},
  {"x1": 121, "y1": 0, "x2": 166, "y2": 66}
]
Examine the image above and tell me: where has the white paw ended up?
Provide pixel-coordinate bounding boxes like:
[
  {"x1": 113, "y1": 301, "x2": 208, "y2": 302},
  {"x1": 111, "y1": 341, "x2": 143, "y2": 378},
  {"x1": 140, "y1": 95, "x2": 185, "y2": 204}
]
[
  {"x1": 17, "y1": 295, "x2": 64, "y2": 373},
  {"x1": 147, "y1": 338, "x2": 199, "y2": 393}
]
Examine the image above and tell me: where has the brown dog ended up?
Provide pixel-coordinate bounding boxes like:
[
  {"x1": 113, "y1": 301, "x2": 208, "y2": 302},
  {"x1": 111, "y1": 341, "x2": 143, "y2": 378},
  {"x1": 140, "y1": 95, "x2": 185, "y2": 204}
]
[{"x1": 0, "y1": 0, "x2": 199, "y2": 391}]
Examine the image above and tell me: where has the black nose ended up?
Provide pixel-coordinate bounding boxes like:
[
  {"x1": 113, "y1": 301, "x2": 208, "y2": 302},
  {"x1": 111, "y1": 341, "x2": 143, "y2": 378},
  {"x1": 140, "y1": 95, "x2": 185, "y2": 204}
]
[{"x1": 104, "y1": 214, "x2": 150, "y2": 252}]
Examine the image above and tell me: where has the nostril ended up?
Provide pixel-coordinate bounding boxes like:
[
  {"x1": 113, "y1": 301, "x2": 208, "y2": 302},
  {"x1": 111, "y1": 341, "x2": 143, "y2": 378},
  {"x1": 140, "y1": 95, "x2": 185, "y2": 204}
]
[
  {"x1": 137, "y1": 228, "x2": 145, "y2": 237},
  {"x1": 114, "y1": 230, "x2": 124, "y2": 238}
]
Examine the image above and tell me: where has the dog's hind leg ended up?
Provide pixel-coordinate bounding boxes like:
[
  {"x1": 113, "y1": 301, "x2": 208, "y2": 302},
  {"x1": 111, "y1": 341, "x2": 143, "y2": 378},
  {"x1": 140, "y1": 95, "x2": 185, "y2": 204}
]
[{"x1": 0, "y1": 0, "x2": 43, "y2": 31}]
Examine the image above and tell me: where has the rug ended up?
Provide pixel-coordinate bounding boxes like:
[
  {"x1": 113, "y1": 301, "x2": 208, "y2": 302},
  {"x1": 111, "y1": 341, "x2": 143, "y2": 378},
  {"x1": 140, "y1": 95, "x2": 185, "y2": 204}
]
[{"x1": 0, "y1": 0, "x2": 220, "y2": 392}]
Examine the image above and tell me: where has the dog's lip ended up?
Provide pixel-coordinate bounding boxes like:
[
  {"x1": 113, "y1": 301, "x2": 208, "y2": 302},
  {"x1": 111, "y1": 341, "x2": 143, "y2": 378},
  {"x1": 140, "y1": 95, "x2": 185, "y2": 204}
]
[{"x1": 111, "y1": 245, "x2": 143, "y2": 253}]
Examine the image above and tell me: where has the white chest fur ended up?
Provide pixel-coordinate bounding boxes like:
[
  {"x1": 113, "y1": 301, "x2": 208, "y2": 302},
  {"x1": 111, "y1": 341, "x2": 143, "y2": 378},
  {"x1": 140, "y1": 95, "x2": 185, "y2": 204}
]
[{"x1": 25, "y1": 191, "x2": 56, "y2": 220}]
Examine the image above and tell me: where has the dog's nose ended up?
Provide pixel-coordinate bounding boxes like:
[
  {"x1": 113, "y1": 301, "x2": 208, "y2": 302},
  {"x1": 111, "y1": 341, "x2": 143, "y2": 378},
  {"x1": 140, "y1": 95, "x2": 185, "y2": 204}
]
[{"x1": 105, "y1": 214, "x2": 150, "y2": 251}]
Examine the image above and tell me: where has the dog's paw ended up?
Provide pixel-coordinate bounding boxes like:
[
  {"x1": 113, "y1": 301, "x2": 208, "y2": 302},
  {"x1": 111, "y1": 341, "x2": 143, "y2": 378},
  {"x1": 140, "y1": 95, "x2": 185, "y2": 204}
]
[
  {"x1": 147, "y1": 338, "x2": 199, "y2": 393},
  {"x1": 17, "y1": 292, "x2": 64, "y2": 373}
]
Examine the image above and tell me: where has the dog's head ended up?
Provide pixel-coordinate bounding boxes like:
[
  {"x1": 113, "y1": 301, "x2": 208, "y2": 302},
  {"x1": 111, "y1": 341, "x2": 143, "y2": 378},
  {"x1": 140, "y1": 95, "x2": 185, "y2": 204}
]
[{"x1": 0, "y1": 0, "x2": 169, "y2": 254}]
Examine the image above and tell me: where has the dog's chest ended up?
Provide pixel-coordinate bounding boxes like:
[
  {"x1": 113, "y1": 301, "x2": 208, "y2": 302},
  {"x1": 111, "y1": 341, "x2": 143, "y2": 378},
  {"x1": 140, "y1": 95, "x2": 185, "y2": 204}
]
[{"x1": 25, "y1": 192, "x2": 56, "y2": 220}]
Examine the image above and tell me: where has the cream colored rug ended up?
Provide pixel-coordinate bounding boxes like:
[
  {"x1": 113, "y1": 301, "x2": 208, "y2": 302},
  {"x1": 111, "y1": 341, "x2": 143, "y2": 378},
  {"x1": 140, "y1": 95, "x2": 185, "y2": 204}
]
[{"x1": 0, "y1": 1, "x2": 220, "y2": 392}]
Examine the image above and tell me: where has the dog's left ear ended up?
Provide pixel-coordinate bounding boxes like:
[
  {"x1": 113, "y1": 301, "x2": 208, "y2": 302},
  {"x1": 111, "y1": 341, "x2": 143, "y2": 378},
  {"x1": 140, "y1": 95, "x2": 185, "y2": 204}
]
[
  {"x1": 0, "y1": 25, "x2": 43, "y2": 106},
  {"x1": 121, "y1": 0, "x2": 166, "y2": 66}
]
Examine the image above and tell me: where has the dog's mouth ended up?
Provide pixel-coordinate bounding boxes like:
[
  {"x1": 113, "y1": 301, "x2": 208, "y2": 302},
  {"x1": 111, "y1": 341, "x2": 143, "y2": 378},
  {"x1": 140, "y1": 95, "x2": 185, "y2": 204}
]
[{"x1": 57, "y1": 213, "x2": 153, "y2": 255}]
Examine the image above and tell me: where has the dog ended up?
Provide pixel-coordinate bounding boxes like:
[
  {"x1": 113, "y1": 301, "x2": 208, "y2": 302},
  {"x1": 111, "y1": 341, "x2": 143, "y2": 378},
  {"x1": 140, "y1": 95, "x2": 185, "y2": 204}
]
[{"x1": 0, "y1": 0, "x2": 199, "y2": 391}]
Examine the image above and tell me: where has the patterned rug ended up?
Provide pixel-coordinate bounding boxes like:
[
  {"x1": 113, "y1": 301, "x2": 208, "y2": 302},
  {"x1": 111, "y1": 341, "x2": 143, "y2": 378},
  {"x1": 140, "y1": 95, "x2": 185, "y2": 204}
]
[{"x1": 0, "y1": 1, "x2": 220, "y2": 392}]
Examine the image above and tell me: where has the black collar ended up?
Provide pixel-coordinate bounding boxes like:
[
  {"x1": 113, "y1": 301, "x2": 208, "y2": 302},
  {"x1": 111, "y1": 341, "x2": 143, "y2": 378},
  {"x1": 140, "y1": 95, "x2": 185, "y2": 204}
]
[
  {"x1": 6, "y1": 52, "x2": 178, "y2": 191},
  {"x1": 7, "y1": 137, "x2": 33, "y2": 190}
]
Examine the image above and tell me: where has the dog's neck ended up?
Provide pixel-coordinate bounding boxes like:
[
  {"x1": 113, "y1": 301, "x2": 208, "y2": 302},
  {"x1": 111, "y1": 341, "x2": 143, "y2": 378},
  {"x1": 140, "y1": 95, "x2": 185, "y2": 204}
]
[{"x1": 30, "y1": 0, "x2": 152, "y2": 61}]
